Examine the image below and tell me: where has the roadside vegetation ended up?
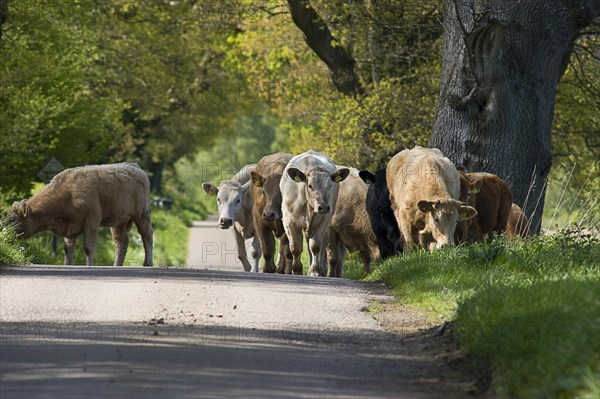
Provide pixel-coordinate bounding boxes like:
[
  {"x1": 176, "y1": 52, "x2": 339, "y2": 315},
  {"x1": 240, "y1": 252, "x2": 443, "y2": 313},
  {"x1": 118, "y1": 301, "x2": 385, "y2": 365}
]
[{"x1": 365, "y1": 196, "x2": 599, "y2": 399}]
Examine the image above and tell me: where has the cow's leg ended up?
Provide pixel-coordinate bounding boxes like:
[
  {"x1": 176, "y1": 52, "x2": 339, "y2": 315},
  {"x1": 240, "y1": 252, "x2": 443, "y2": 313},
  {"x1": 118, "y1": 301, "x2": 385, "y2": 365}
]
[
  {"x1": 134, "y1": 213, "x2": 153, "y2": 267},
  {"x1": 286, "y1": 225, "x2": 303, "y2": 275},
  {"x1": 359, "y1": 249, "x2": 371, "y2": 275},
  {"x1": 83, "y1": 226, "x2": 99, "y2": 266},
  {"x1": 63, "y1": 237, "x2": 76, "y2": 265},
  {"x1": 111, "y1": 222, "x2": 130, "y2": 266},
  {"x1": 258, "y1": 225, "x2": 276, "y2": 273},
  {"x1": 276, "y1": 234, "x2": 289, "y2": 274},
  {"x1": 234, "y1": 228, "x2": 252, "y2": 272},
  {"x1": 250, "y1": 235, "x2": 261, "y2": 273},
  {"x1": 307, "y1": 236, "x2": 324, "y2": 277},
  {"x1": 326, "y1": 233, "x2": 342, "y2": 278}
]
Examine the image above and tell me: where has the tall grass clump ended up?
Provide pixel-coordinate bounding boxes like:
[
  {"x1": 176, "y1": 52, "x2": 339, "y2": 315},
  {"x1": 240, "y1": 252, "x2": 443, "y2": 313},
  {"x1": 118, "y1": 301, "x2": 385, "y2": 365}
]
[{"x1": 0, "y1": 221, "x2": 53, "y2": 267}]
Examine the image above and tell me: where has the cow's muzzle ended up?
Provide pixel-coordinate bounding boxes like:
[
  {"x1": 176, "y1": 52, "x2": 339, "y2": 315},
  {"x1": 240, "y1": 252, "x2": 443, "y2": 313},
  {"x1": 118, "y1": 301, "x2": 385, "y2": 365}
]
[
  {"x1": 262, "y1": 210, "x2": 280, "y2": 222},
  {"x1": 219, "y1": 218, "x2": 233, "y2": 229},
  {"x1": 316, "y1": 204, "x2": 331, "y2": 214}
]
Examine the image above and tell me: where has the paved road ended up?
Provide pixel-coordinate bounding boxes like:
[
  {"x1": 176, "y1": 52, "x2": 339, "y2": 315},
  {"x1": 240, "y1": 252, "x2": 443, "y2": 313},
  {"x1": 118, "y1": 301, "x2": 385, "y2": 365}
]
[
  {"x1": 1, "y1": 218, "x2": 474, "y2": 398},
  {"x1": 187, "y1": 214, "x2": 257, "y2": 272},
  {"x1": 0, "y1": 265, "x2": 472, "y2": 399}
]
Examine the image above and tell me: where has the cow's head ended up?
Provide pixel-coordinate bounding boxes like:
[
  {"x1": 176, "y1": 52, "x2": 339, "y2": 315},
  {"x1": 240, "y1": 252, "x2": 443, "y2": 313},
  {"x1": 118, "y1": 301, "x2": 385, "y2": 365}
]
[
  {"x1": 359, "y1": 168, "x2": 390, "y2": 207},
  {"x1": 6, "y1": 200, "x2": 31, "y2": 237},
  {"x1": 287, "y1": 167, "x2": 350, "y2": 214},
  {"x1": 418, "y1": 199, "x2": 477, "y2": 248},
  {"x1": 251, "y1": 171, "x2": 284, "y2": 222},
  {"x1": 202, "y1": 181, "x2": 244, "y2": 229}
]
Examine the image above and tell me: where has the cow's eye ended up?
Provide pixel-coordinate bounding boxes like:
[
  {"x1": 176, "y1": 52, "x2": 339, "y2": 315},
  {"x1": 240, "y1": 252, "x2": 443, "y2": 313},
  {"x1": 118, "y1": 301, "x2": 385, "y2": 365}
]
[
  {"x1": 308, "y1": 184, "x2": 313, "y2": 190},
  {"x1": 217, "y1": 198, "x2": 221, "y2": 204},
  {"x1": 236, "y1": 199, "x2": 241, "y2": 204},
  {"x1": 434, "y1": 217, "x2": 440, "y2": 223}
]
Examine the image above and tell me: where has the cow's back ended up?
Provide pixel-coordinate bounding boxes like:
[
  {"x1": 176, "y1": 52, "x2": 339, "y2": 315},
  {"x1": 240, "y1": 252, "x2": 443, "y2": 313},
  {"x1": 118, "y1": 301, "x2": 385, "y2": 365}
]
[
  {"x1": 387, "y1": 147, "x2": 459, "y2": 209},
  {"x1": 54, "y1": 163, "x2": 150, "y2": 222}
]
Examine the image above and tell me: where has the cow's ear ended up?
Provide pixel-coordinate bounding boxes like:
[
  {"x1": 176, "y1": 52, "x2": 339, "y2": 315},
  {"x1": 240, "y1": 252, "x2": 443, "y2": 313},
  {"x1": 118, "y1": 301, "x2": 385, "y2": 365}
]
[
  {"x1": 202, "y1": 183, "x2": 218, "y2": 196},
  {"x1": 287, "y1": 168, "x2": 306, "y2": 183},
  {"x1": 417, "y1": 200, "x2": 435, "y2": 213},
  {"x1": 459, "y1": 205, "x2": 478, "y2": 221},
  {"x1": 358, "y1": 170, "x2": 376, "y2": 185},
  {"x1": 250, "y1": 171, "x2": 264, "y2": 187},
  {"x1": 332, "y1": 168, "x2": 350, "y2": 183},
  {"x1": 469, "y1": 180, "x2": 482, "y2": 194},
  {"x1": 13, "y1": 200, "x2": 29, "y2": 217}
]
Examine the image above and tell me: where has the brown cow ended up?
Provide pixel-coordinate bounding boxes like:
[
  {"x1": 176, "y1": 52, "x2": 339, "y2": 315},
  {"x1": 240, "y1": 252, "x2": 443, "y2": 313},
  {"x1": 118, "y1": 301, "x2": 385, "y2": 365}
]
[
  {"x1": 506, "y1": 203, "x2": 531, "y2": 239},
  {"x1": 6, "y1": 163, "x2": 153, "y2": 266},
  {"x1": 250, "y1": 152, "x2": 293, "y2": 273},
  {"x1": 466, "y1": 172, "x2": 513, "y2": 240},
  {"x1": 455, "y1": 166, "x2": 482, "y2": 243},
  {"x1": 386, "y1": 146, "x2": 477, "y2": 251},
  {"x1": 328, "y1": 168, "x2": 380, "y2": 277}
]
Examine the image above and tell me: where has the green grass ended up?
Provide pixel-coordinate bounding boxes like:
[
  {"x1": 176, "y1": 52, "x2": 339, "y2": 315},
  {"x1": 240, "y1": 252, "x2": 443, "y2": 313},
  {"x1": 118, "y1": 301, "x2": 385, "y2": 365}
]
[
  {"x1": 0, "y1": 222, "x2": 53, "y2": 267},
  {"x1": 369, "y1": 231, "x2": 600, "y2": 398}
]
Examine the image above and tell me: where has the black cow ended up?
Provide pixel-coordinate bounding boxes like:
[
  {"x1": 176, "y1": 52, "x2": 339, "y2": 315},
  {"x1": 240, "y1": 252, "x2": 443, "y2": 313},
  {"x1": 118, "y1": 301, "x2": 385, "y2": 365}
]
[{"x1": 359, "y1": 169, "x2": 402, "y2": 258}]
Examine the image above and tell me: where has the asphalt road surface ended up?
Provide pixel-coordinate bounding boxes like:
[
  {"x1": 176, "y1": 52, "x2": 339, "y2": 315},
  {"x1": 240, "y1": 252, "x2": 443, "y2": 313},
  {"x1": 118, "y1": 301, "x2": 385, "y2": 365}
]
[{"x1": 0, "y1": 219, "x2": 474, "y2": 398}]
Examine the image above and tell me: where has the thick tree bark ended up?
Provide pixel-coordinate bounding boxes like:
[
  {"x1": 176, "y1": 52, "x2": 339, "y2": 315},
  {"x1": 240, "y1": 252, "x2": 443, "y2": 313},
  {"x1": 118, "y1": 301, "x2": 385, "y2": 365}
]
[
  {"x1": 431, "y1": 0, "x2": 600, "y2": 233},
  {"x1": 287, "y1": 0, "x2": 364, "y2": 96}
]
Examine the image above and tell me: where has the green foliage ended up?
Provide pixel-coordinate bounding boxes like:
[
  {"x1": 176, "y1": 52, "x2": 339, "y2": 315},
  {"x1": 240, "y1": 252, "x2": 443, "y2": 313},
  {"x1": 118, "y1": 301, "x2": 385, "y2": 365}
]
[
  {"x1": 0, "y1": 221, "x2": 52, "y2": 266},
  {"x1": 0, "y1": 222, "x2": 30, "y2": 266},
  {"x1": 369, "y1": 232, "x2": 600, "y2": 398}
]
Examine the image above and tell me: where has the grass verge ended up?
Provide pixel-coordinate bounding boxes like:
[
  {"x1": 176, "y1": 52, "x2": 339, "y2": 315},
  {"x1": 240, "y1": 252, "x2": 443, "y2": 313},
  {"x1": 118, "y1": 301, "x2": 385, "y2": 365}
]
[{"x1": 368, "y1": 230, "x2": 600, "y2": 398}]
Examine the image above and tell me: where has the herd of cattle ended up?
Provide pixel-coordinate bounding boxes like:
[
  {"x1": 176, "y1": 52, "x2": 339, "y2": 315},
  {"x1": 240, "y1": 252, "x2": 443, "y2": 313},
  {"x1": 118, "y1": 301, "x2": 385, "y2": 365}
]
[
  {"x1": 203, "y1": 146, "x2": 530, "y2": 277},
  {"x1": 5, "y1": 146, "x2": 530, "y2": 275}
]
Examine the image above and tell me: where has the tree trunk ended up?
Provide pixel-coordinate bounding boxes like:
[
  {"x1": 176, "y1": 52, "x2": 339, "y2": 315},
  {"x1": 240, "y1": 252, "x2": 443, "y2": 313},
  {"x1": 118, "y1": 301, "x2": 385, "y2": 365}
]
[
  {"x1": 431, "y1": 0, "x2": 600, "y2": 233},
  {"x1": 148, "y1": 161, "x2": 165, "y2": 195}
]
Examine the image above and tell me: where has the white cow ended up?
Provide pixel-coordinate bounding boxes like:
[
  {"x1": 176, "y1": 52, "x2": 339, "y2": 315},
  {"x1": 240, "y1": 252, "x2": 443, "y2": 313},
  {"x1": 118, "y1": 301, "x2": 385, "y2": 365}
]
[
  {"x1": 202, "y1": 164, "x2": 261, "y2": 272},
  {"x1": 280, "y1": 150, "x2": 350, "y2": 276}
]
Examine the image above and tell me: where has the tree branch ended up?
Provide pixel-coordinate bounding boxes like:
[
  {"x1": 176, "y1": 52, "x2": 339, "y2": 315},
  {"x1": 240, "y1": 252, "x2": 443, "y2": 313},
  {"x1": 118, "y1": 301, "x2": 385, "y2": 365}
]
[{"x1": 286, "y1": 0, "x2": 364, "y2": 96}]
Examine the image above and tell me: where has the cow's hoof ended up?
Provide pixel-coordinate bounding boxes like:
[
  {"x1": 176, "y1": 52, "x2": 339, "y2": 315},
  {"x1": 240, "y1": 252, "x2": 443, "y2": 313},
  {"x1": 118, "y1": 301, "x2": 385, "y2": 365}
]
[{"x1": 307, "y1": 269, "x2": 320, "y2": 277}]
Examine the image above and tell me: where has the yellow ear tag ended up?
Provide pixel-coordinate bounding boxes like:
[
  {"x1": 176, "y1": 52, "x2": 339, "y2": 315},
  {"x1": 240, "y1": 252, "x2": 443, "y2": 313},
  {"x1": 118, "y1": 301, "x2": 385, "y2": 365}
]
[
  {"x1": 471, "y1": 187, "x2": 480, "y2": 194},
  {"x1": 294, "y1": 175, "x2": 302, "y2": 183},
  {"x1": 334, "y1": 175, "x2": 342, "y2": 182}
]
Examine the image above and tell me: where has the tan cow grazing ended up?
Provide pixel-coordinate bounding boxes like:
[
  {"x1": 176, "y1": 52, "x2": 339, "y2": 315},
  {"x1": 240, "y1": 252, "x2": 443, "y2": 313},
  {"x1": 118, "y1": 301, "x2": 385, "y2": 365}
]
[
  {"x1": 465, "y1": 172, "x2": 513, "y2": 241},
  {"x1": 506, "y1": 203, "x2": 531, "y2": 239},
  {"x1": 250, "y1": 152, "x2": 293, "y2": 273},
  {"x1": 202, "y1": 164, "x2": 261, "y2": 272},
  {"x1": 7, "y1": 163, "x2": 153, "y2": 266},
  {"x1": 386, "y1": 146, "x2": 477, "y2": 251},
  {"x1": 328, "y1": 168, "x2": 380, "y2": 277},
  {"x1": 280, "y1": 150, "x2": 350, "y2": 276}
]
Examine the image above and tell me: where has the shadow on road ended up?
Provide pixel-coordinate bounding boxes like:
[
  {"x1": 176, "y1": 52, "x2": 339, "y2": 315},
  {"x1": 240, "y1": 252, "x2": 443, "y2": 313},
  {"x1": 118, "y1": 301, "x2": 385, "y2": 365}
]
[{"x1": 1, "y1": 320, "x2": 468, "y2": 399}]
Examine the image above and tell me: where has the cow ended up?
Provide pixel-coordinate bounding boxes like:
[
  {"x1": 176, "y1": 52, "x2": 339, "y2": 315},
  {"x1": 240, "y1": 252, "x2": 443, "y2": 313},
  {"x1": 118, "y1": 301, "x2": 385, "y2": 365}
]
[
  {"x1": 465, "y1": 172, "x2": 513, "y2": 241},
  {"x1": 505, "y1": 203, "x2": 531, "y2": 239},
  {"x1": 328, "y1": 169, "x2": 380, "y2": 277},
  {"x1": 358, "y1": 168, "x2": 402, "y2": 259},
  {"x1": 6, "y1": 163, "x2": 153, "y2": 266},
  {"x1": 280, "y1": 150, "x2": 350, "y2": 276},
  {"x1": 455, "y1": 166, "x2": 482, "y2": 243},
  {"x1": 386, "y1": 146, "x2": 477, "y2": 251},
  {"x1": 202, "y1": 164, "x2": 260, "y2": 272},
  {"x1": 249, "y1": 152, "x2": 293, "y2": 273}
]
